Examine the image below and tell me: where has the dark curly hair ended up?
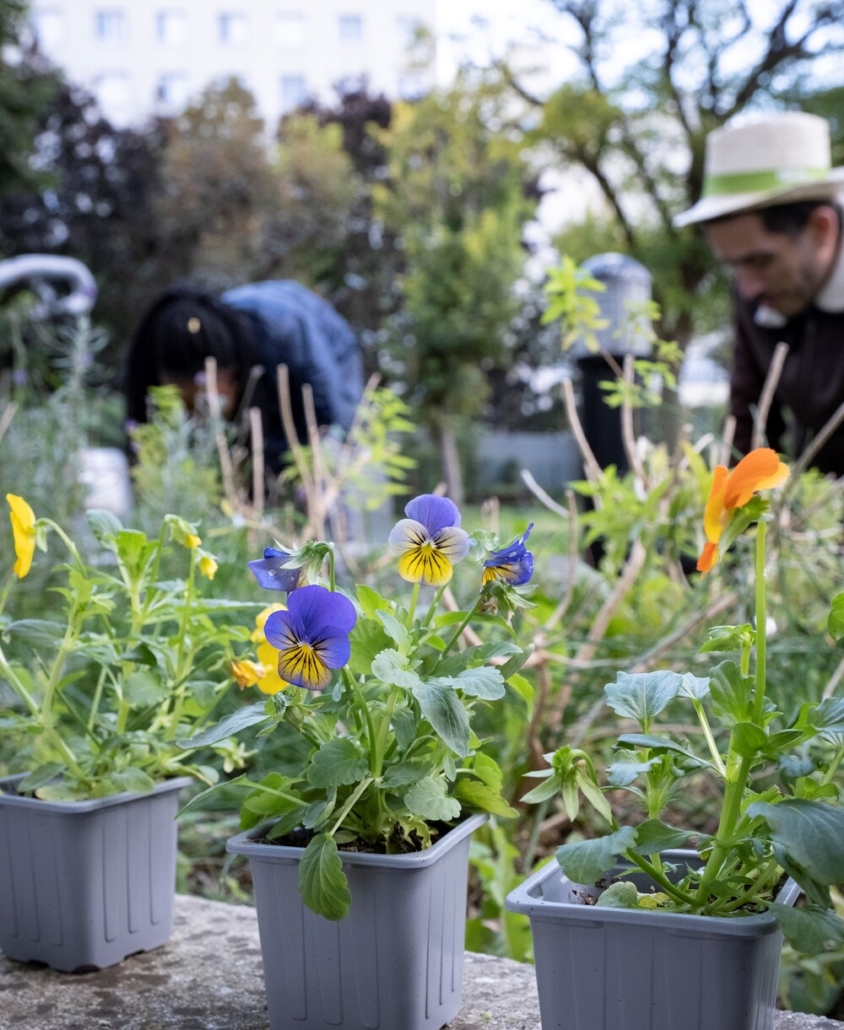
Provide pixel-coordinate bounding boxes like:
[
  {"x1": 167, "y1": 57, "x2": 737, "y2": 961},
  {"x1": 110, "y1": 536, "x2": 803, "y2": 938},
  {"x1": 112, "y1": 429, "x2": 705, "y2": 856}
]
[{"x1": 124, "y1": 288, "x2": 259, "y2": 426}]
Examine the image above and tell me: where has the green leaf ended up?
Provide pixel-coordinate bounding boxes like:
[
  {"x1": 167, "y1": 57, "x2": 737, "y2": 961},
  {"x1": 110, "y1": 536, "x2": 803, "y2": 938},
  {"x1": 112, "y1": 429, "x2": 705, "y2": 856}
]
[
  {"x1": 709, "y1": 660, "x2": 754, "y2": 724},
  {"x1": 371, "y1": 648, "x2": 421, "y2": 689},
  {"x1": 303, "y1": 791, "x2": 337, "y2": 830},
  {"x1": 376, "y1": 611, "x2": 410, "y2": 651},
  {"x1": 307, "y1": 739, "x2": 369, "y2": 788},
  {"x1": 604, "y1": 671, "x2": 681, "y2": 728},
  {"x1": 749, "y1": 799, "x2": 844, "y2": 885},
  {"x1": 729, "y1": 722, "x2": 770, "y2": 759},
  {"x1": 4, "y1": 619, "x2": 66, "y2": 648},
  {"x1": 698, "y1": 624, "x2": 753, "y2": 654},
  {"x1": 412, "y1": 678, "x2": 471, "y2": 757},
  {"x1": 595, "y1": 881, "x2": 639, "y2": 908},
  {"x1": 100, "y1": 768, "x2": 157, "y2": 795},
  {"x1": 520, "y1": 774, "x2": 560, "y2": 804},
  {"x1": 677, "y1": 674, "x2": 710, "y2": 700},
  {"x1": 499, "y1": 647, "x2": 531, "y2": 680},
  {"x1": 555, "y1": 827, "x2": 638, "y2": 884},
  {"x1": 17, "y1": 763, "x2": 64, "y2": 793},
  {"x1": 391, "y1": 707, "x2": 418, "y2": 750},
  {"x1": 86, "y1": 508, "x2": 123, "y2": 543},
  {"x1": 123, "y1": 669, "x2": 169, "y2": 707},
  {"x1": 607, "y1": 756, "x2": 660, "y2": 787},
  {"x1": 829, "y1": 592, "x2": 844, "y2": 642},
  {"x1": 451, "y1": 666, "x2": 505, "y2": 700},
  {"x1": 381, "y1": 760, "x2": 434, "y2": 788},
  {"x1": 453, "y1": 778, "x2": 517, "y2": 817},
  {"x1": 177, "y1": 701, "x2": 270, "y2": 748},
  {"x1": 628, "y1": 819, "x2": 695, "y2": 855},
  {"x1": 470, "y1": 753, "x2": 504, "y2": 791},
  {"x1": 616, "y1": 733, "x2": 705, "y2": 764},
  {"x1": 348, "y1": 620, "x2": 393, "y2": 676},
  {"x1": 769, "y1": 902, "x2": 844, "y2": 954},
  {"x1": 356, "y1": 585, "x2": 393, "y2": 621},
  {"x1": 405, "y1": 775, "x2": 461, "y2": 821},
  {"x1": 298, "y1": 833, "x2": 351, "y2": 920},
  {"x1": 806, "y1": 697, "x2": 844, "y2": 742},
  {"x1": 576, "y1": 772, "x2": 613, "y2": 824},
  {"x1": 506, "y1": 672, "x2": 534, "y2": 714},
  {"x1": 719, "y1": 496, "x2": 767, "y2": 556}
]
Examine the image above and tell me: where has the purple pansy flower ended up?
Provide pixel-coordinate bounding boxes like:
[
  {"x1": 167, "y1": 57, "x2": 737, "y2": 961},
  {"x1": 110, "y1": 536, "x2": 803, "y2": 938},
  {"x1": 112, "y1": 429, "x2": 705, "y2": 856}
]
[
  {"x1": 248, "y1": 546, "x2": 302, "y2": 593},
  {"x1": 388, "y1": 494, "x2": 470, "y2": 586},
  {"x1": 263, "y1": 585, "x2": 357, "y2": 691},
  {"x1": 482, "y1": 523, "x2": 534, "y2": 586}
]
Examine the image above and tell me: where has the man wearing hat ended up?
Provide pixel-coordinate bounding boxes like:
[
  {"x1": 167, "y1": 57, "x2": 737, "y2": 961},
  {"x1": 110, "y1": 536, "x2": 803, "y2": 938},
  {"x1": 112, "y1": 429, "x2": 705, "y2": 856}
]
[{"x1": 675, "y1": 112, "x2": 844, "y2": 473}]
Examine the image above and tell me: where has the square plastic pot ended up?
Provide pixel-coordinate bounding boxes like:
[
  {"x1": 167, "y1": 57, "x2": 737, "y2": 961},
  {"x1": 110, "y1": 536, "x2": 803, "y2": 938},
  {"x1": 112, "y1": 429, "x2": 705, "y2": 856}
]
[
  {"x1": 227, "y1": 813, "x2": 488, "y2": 1030},
  {"x1": 506, "y1": 849, "x2": 800, "y2": 1030},
  {"x1": 0, "y1": 774, "x2": 191, "y2": 972}
]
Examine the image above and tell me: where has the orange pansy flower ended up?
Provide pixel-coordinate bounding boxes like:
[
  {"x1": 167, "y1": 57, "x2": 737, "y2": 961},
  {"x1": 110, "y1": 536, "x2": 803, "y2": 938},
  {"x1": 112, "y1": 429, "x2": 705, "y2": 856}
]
[{"x1": 697, "y1": 448, "x2": 789, "y2": 575}]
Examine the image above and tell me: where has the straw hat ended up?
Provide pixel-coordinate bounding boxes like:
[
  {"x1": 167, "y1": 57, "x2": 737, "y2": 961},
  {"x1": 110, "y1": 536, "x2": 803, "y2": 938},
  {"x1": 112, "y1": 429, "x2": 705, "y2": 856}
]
[{"x1": 674, "y1": 112, "x2": 844, "y2": 228}]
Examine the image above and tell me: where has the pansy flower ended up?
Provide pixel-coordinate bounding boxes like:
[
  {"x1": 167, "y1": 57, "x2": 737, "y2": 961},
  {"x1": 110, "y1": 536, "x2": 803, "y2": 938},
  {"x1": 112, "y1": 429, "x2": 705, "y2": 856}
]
[
  {"x1": 7, "y1": 494, "x2": 36, "y2": 579},
  {"x1": 248, "y1": 546, "x2": 302, "y2": 593},
  {"x1": 482, "y1": 523, "x2": 535, "y2": 586},
  {"x1": 264, "y1": 585, "x2": 356, "y2": 691},
  {"x1": 697, "y1": 448, "x2": 789, "y2": 575},
  {"x1": 388, "y1": 494, "x2": 470, "y2": 586}
]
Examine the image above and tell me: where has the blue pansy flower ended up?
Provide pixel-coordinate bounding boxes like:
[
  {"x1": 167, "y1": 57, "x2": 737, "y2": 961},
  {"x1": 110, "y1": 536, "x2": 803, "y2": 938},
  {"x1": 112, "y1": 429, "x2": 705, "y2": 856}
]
[
  {"x1": 248, "y1": 546, "x2": 301, "y2": 593},
  {"x1": 482, "y1": 524, "x2": 534, "y2": 586},
  {"x1": 263, "y1": 585, "x2": 357, "y2": 691},
  {"x1": 388, "y1": 494, "x2": 470, "y2": 586}
]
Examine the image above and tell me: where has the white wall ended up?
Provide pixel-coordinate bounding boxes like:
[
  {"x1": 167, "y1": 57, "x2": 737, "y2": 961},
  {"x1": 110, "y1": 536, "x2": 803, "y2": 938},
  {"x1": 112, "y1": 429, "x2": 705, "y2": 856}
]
[{"x1": 30, "y1": 0, "x2": 436, "y2": 128}]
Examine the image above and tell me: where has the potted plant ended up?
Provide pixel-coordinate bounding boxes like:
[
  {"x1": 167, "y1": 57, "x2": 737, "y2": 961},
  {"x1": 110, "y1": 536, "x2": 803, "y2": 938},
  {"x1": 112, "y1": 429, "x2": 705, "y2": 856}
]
[
  {"x1": 181, "y1": 494, "x2": 535, "y2": 1030},
  {"x1": 507, "y1": 449, "x2": 844, "y2": 1030},
  {"x1": 0, "y1": 495, "x2": 250, "y2": 971}
]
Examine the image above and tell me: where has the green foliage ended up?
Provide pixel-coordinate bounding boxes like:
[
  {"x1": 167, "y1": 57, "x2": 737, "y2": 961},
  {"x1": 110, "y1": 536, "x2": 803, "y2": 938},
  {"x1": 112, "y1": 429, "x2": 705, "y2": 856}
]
[
  {"x1": 188, "y1": 506, "x2": 536, "y2": 919},
  {"x1": 0, "y1": 507, "x2": 254, "y2": 798}
]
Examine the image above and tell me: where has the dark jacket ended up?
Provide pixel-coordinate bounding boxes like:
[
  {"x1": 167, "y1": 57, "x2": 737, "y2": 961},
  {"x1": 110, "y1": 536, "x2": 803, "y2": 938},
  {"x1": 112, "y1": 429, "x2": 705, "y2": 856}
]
[
  {"x1": 730, "y1": 255, "x2": 844, "y2": 475},
  {"x1": 223, "y1": 281, "x2": 363, "y2": 473}
]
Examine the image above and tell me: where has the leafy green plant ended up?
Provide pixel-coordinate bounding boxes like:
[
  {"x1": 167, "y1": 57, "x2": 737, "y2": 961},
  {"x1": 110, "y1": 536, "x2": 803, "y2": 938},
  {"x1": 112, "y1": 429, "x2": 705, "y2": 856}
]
[
  {"x1": 180, "y1": 494, "x2": 536, "y2": 919},
  {"x1": 0, "y1": 496, "x2": 252, "y2": 798},
  {"x1": 524, "y1": 449, "x2": 844, "y2": 953}
]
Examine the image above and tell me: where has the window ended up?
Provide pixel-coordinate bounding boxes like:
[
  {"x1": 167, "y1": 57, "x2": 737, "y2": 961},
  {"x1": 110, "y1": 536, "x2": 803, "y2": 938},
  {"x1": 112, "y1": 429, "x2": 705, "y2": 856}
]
[
  {"x1": 94, "y1": 9, "x2": 125, "y2": 43},
  {"x1": 156, "y1": 10, "x2": 186, "y2": 46},
  {"x1": 218, "y1": 11, "x2": 247, "y2": 45},
  {"x1": 280, "y1": 74, "x2": 307, "y2": 113},
  {"x1": 338, "y1": 14, "x2": 363, "y2": 44},
  {"x1": 274, "y1": 10, "x2": 306, "y2": 48},
  {"x1": 156, "y1": 72, "x2": 190, "y2": 112},
  {"x1": 94, "y1": 72, "x2": 131, "y2": 119},
  {"x1": 396, "y1": 15, "x2": 420, "y2": 48},
  {"x1": 31, "y1": 8, "x2": 64, "y2": 47}
]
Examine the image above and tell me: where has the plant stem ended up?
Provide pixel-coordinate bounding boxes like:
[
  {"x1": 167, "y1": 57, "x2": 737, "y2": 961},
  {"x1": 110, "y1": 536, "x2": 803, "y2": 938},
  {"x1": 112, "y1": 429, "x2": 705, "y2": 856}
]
[
  {"x1": 329, "y1": 776, "x2": 374, "y2": 836},
  {"x1": 422, "y1": 585, "x2": 447, "y2": 628},
  {"x1": 406, "y1": 582, "x2": 420, "y2": 629},
  {"x1": 328, "y1": 544, "x2": 336, "y2": 591},
  {"x1": 752, "y1": 519, "x2": 768, "y2": 725},
  {"x1": 693, "y1": 698, "x2": 726, "y2": 776},
  {"x1": 436, "y1": 598, "x2": 482, "y2": 664},
  {"x1": 625, "y1": 851, "x2": 698, "y2": 908},
  {"x1": 343, "y1": 667, "x2": 378, "y2": 772}
]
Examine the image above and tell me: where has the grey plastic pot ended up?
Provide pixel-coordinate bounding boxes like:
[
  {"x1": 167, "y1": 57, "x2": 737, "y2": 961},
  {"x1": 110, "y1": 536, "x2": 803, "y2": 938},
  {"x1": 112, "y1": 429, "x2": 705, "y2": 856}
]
[
  {"x1": 506, "y1": 849, "x2": 801, "y2": 1030},
  {"x1": 227, "y1": 812, "x2": 487, "y2": 1030},
  {"x1": 0, "y1": 774, "x2": 191, "y2": 972}
]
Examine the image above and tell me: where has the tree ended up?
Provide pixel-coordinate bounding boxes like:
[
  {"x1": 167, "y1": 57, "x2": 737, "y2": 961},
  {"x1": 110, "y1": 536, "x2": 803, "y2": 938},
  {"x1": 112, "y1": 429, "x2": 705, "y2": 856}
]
[
  {"x1": 0, "y1": 0, "x2": 57, "y2": 198},
  {"x1": 512, "y1": 0, "x2": 844, "y2": 347},
  {"x1": 375, "y1": 74, "x2": 537, "y2": 502}
]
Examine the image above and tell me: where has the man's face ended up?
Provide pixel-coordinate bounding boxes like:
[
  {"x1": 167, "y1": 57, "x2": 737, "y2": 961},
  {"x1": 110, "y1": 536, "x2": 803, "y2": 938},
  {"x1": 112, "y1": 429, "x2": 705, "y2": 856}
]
[{"x1": 704, "y1": 209, "x2": 839, "y2": 318}]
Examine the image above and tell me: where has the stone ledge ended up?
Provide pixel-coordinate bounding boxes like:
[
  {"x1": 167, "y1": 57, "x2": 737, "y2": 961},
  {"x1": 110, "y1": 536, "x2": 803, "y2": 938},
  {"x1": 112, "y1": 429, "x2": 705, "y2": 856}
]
[{"x1": 0, "y1": 895, "x2": 842, "y2": 1030}]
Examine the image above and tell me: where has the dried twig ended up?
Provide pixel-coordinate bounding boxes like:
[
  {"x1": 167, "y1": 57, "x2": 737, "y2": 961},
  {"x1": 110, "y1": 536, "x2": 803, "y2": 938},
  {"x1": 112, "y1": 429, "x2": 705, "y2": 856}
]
[
  {"x1": 248, "y1": 407, "x2": 264, "y2": 523},
  {"x1": 302, "y1": 384, "x2": 326, "y2": 540},
  {"x1": 719, "y1": 415, "x2": 736, "y2": 467},
  {"x1": 545, "y1": 490, "x2": 580, "y2": 632},
  {"x1": 622, "y1": 354, "x2": 647, "y2": 486},
  {"x1": 752, "y1": 341, "x2": 789, "y2": 449},
  {"x1": 562, "y1": 377, "x2": 603, "y2": 496},
  {"x1": 204, "y1": 357, "x2": 240, "y2": 510},
  {"x1": 788, "y1": 398, "x2": 844, "y2": 485},
  {"x1": 519, "y1": 469, "x2": 570, "y2": 519},
  {"x1": 0, "y1": 401, "x2": 17, "y2": 447}
]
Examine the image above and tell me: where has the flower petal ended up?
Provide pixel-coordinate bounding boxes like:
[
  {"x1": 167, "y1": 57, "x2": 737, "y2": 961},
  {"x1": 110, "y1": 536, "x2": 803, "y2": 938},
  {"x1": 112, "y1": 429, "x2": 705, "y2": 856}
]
[
  {"x1": 277, "y1": 643, "x2": 332, "y2": 691},
  {"x1": 431, "y1": 526, "x2": 470, "y2": 564},
  {"x1": 482, "y1": 524, "x2": 535, "y2": 586},
  {"x1": 7, "y1": 493, "x2": 36, "y2": 579},
  {"x1": 248, "y1": 547, "x2": 301, "y2": 592},
  {"x1": 397, "y1": 544, "x2": 454, "y2": 586},
  {"x1": 723, "y1": 448, "x2": 784, "y2": 510},
  {"x1": 256, "y1": 641, "x2": 289, "y2": 695},
  {"x1": 312, "y1": 629, "x2": 352, "y2": 670},
  {"x1": 696, "y1": 541, "x2": 719, "y2": 575},
  {"x1": 703, "y1": 466, "x2": 729, "y2": 545},
  {"x1": 388, "y1": 519, "x2": 429, "y2": 552},
  {"x1": 404, "y1": 494, "x2": 461, "y2": 535},
  {"x1": 263, "y1": 610, "x2": 300, "y2": 651},
  {"x1": 287, "y1": 584, "x2": 357, "y2": 635}
]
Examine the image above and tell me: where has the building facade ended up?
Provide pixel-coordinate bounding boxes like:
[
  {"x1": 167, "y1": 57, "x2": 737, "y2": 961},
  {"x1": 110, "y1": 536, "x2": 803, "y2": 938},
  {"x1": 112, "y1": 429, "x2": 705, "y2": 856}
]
[{"x1": 29, "y1": 1, "x2": 436, "y2": 127}]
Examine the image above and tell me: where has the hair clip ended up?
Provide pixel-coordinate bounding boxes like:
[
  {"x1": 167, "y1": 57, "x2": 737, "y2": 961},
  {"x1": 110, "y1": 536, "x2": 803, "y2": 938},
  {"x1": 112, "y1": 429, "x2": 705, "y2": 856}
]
[{"x1": 187, "y1": 317, "x2": 201, "y2": 333}]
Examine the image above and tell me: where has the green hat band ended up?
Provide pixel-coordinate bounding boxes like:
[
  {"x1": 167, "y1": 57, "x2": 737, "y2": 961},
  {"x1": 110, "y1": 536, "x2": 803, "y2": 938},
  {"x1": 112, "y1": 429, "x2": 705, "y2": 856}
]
[{"x1": 702, "y1": 166, "x2": 830, "y2": 197}]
